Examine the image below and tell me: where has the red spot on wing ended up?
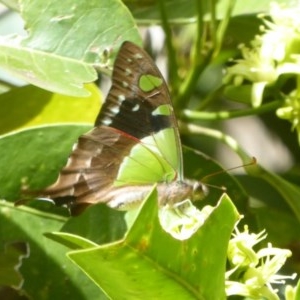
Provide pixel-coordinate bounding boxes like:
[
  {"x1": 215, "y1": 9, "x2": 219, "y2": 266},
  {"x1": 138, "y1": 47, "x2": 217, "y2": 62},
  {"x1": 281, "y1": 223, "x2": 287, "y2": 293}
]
[{"x1": 108, "y1": 126, "x2": 141, "y2": 142}]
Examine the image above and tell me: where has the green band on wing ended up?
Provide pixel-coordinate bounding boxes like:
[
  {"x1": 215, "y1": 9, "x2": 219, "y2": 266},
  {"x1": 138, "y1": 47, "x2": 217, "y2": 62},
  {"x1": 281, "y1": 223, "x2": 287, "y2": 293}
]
[
  {"x1": 114, "y1": 127, "x2": 179, "y2": 186},
  {"x1": 139, "y1": 74, "x2": 163, "y2": 92},
  {"x1": 152, "y1": 104, "x2": 172, "y2": 116}
]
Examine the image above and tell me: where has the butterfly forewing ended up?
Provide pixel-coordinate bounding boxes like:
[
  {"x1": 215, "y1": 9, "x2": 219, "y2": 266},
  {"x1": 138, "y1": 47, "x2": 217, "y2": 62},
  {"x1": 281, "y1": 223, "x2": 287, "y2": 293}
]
[{"x1": 95, "y1": 42, "x2": 183, "y2": 178}]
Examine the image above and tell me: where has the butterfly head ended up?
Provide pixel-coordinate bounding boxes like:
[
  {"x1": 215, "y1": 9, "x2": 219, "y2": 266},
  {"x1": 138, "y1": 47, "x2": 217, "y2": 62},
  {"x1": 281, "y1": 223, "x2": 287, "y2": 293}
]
[{"x1": 189, "y1": 180, "x2": 209, "y2": 202}]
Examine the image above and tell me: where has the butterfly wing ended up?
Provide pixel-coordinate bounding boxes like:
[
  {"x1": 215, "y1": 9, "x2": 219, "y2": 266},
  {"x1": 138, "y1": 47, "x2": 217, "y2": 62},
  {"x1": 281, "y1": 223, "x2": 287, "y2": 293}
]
[
  {"x1": 95, "y1": 41, "x2": 183, "y2": 182},
  {"x1": 29, "y1": 41, "x2": 183, "y2": 214}
]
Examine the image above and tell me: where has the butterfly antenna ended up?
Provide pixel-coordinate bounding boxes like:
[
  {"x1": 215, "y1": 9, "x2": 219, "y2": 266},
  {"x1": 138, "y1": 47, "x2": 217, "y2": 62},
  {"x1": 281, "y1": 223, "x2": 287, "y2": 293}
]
[{"x1": 201, "y1": 156, "x2": 257, "y2": 183}]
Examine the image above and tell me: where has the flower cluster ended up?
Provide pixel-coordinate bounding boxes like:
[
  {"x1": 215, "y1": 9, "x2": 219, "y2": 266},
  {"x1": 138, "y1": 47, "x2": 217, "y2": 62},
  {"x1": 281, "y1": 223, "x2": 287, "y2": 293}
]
[
  {"x1": 225, "y1": 225, "x2": 297, "y2": 299},
  {"x1": 276, "y1": 91, "x2": 300, "y2": 143},
  {"x1": 159, "y1": 200, "x2": 213, "y2": 240},
  {"x1": 225, "y1": 3, "x2": 300, "y2": 104},
  {"x1": 224, "y1": 3, "x2": 300, "y2": 142}
]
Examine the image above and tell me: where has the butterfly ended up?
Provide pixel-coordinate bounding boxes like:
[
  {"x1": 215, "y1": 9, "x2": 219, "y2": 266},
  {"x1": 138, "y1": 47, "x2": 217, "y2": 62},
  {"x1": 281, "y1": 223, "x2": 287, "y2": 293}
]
[{"x1": 24, "y1": 41, "x2": 206, "y2": 215}]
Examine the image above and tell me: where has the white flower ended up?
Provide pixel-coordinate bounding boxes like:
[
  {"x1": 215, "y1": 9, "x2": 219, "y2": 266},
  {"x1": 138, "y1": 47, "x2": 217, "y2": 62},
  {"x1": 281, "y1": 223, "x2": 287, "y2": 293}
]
[
  {"x1": 224, "y1": 3, "x2": 300, "y2": 107},
  {"x1": 276, "y1": 91, "x2": 300, "y2": 143},
  {"x1": 226, "y1": 225, "x2": 296, "y2": 299}
]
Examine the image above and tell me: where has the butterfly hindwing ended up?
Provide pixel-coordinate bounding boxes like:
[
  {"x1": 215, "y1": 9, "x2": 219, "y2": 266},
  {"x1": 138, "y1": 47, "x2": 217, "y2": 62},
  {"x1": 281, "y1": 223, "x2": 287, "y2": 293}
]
[{"x1": 114, "y1": 128, "x2": 179, "y2": 186}]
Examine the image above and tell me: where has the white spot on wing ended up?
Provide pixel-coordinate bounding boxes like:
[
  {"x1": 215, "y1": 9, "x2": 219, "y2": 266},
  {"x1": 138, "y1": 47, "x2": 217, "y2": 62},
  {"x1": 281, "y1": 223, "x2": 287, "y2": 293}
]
[
  {"x1": 125, "y1": 68, "x2": 132, "y2": 76},
  {"x1": 110, "y1": 106, "x2": 120, "y2": 114},
  {"x1": 122, "y1": 81, "x2": 129, "y2": 88},
  {"x1": 152, "y1": 104, "x2": 172, "y2": 116},
  {"x1": 72, "y1": 143, "x2": 78, "y2": 151},
  {"x1": 85, "y1": 158, "x2": 92, "y2": 168},
  {"x1": 66, "y1": 157, "x2": 73, "y2": 167},
  {"x1": 102, "y1": 117, "x2": 112, "y2": 125},
  {"x1": 133, "y1": 53, "x2": 143, "y2": 59},
  {"x1": 132, "y1": 104, "x2": 140, "y2": 112},
  {"x1": 118, "y1": 94, "x2": 126, "y2": 102}
]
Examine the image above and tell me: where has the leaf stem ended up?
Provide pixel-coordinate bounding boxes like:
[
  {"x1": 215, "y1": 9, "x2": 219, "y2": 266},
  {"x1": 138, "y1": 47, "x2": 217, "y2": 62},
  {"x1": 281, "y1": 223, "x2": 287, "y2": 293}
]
[
  {"x1": 176, "y1": 1, "x2": 212, "y2": 109},
  {"x1": 176, "y1": 0, "x2": 236, "y2": 109},
  {"x1": 209, "y1": 0, "x2": 217, "y2": 48},
  {"x1": 213, "y1": 0, "x2": 236, "y2": 57},
  {"x1": 158, "y1": 0, "x2": 179, "y2": 91},
  {"x1": 180, "y1": 122, "x2": 252, "y2": 164},
  {"x1": 181, "y1": 100, "x2": 281, "y2": 121}
]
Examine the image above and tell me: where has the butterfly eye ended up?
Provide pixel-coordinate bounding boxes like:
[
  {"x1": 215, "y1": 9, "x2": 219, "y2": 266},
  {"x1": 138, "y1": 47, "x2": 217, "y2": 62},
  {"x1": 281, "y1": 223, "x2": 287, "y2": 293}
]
[{"x1": 192, "y1": 182, "x2": 208, "y2": 201}]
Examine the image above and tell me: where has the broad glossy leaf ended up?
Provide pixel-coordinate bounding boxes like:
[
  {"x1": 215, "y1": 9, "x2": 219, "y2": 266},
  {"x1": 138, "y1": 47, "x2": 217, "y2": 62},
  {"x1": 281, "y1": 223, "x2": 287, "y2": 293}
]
[
  {"x1": 44, "y1": 232, "x2": 97, "y2": 250},
  {"x1": 126, "y1": 0, "x2": 288, "y2": 22},
  {"x1": 226, "y1": 14, "x2": 263, "y2": 46},
  {"x1": 226, "y1": 0, "x2": 289, "y2": 16},
  {"x1": 53, "y1": 203, "x2": 127, "y2": 246},
  {"x1": 21, "y1": 0, "x2": 141, "y2": 62},
  {"x1": 0, "y1": 0, "x2": 141, "y2": 95},
  {"x1": 0, "y1": 40, "x2": 97, "y2": 96},
  {"x1": 0, "y1": 241, "x2": 29, "y2": 288},
  {"x1": 67, "y1": 190, "x2": 239, "y2": 299},
  {"x1": 223, "y1": 85, "x2": 253, "y2": 105},
  {"x1": 237, "y1": 174, "x2": 300, "y2": 245},
  {"x1": 295, "y1": 279, "x2": 300, "y2": 299},
  {"x1": 0, "y1": 84, "x2": 101, "y2": 135},
  {"x1": 244, "y1": 159, "x2": 300, "y2": 223},
  {"x1": 0, "y1": 125, "x2": 91, "y2": 200},
  {"x1": 126, "y1": 0, "x2": 200, "y2": 21},
  {"x1": 0, "y1": 201, "x2": 102, "y2": 299}
]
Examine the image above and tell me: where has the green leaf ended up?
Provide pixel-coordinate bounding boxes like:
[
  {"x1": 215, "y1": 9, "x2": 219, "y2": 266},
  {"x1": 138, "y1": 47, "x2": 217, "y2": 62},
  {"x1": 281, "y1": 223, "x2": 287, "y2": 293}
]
[
  {"x1": 0, "y1": 0, "x2": 142, "y2": 95},
  {"x1": 223, "y1": 85, "x2": 253, "y2": 105},
  {"x1": 226, "y1": 14, "x2": 263, "y2": 46},
  {"x1": 0, "y1": 201, "x2": 103, "y2": 299},
  {"x1": 126, "y1": 0, "x2": 200, "y2": 21},
  {"x1": 44, "y1": 232, "x2": 98, "y2": 250},
  {"x1": 0, "y1": 40, "x2": 97, "y2": 97},
  {"x1": 237, "y1": 175, "x2": 300, "y2": 248},
  {"x1": 0, "y1": 84, "x2": 101, "y2": 135},
  {"x1": 127, "y1": 0, "x2": 281, "y2": 22},
  {"x1": 67, "y1": 190, "x2": 239, "y2": 299},
  {"x1": 245, "y1": 162, "x2": 300, "y2": 223},
  {"x1": 226, "y1": 0, "x2": 289, "y2": 17},
  {"x1": 295, "y1": 279, "x2": 300, "y2": 299},
  {"x1": 20, "y1": 0, "x2": 141, "y2": 61},
  {"x1": 61, "y1": 204, "x2": 127, "y2": 245},
  {"x1": 0, "y1": 241, "x2": 29, "y2": 288},
  {"x1": 0, "y1": 124, "x2": 91, "y2": 200}
]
